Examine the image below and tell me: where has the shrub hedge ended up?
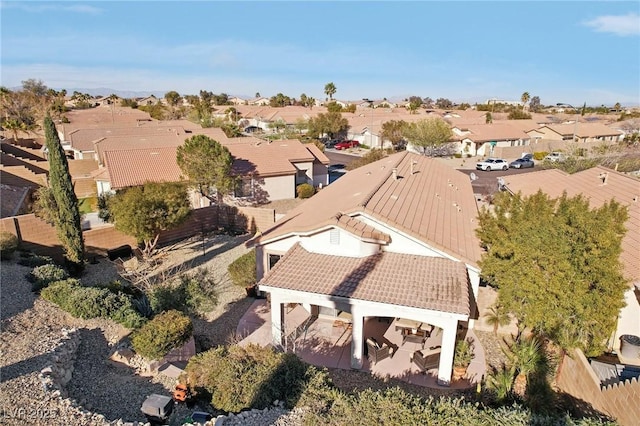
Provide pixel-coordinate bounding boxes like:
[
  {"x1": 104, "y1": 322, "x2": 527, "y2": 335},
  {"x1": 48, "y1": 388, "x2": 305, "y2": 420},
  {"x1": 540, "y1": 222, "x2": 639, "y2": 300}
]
[
  {"x1": 184, "y1": 344, "x2": 613, "y2": 424},
  {"x1": 27, "y1": 264, "x2": 69, "y2": 292},
  {"x1": 227, "y1": 250, "x2": 256, "y2": 288},
  {"x1": 40, "y1": 279, "x2": 146, "y2": 329},
  {"x1": 131, "y1": 310, "x2": 192, "y2": 360},
  {"x1": 17, "y1": 254, "x2": 54, "y2": 267},
  {"x1": 0, "y1": 232, "x2": 19, "y2": 260},
  {"x1": 184, "y1": 344, "x2": 331, "y2": 413}
]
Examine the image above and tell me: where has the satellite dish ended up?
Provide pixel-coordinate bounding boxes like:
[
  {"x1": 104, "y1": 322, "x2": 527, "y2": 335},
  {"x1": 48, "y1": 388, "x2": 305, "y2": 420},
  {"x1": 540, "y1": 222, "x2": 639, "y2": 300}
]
[{"x1": 469, "y1": 172, "x2": 478, "y2": 181}]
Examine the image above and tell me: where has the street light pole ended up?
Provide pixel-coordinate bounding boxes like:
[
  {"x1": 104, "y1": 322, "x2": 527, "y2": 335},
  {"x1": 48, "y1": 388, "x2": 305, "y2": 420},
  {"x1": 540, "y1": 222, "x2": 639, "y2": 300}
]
[{"x1": 557, "y1": 103, "x2": 580, "y2": 142}]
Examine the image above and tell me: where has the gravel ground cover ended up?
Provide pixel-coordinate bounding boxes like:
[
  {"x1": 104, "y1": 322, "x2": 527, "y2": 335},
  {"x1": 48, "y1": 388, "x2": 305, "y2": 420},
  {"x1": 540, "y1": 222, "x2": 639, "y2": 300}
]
[{"x1": 1, "y1": 233, "x2": 508, "y2": 425}]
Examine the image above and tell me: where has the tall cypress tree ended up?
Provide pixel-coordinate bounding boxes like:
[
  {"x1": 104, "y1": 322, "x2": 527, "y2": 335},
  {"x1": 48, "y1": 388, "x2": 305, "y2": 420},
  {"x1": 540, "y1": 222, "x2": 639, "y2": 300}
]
[{"x1": 43, "y1": 115, "x2": 85, "y2": 272}]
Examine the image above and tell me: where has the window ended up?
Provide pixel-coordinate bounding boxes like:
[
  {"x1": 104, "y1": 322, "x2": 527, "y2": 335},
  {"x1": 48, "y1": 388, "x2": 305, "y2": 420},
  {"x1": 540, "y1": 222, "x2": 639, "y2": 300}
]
[
  {"x1": 268, "y1": 254, "x2": 282, "y2": 270},
  {"x1": 234, "y1": 177, "x2": 253, "y2": 198}
]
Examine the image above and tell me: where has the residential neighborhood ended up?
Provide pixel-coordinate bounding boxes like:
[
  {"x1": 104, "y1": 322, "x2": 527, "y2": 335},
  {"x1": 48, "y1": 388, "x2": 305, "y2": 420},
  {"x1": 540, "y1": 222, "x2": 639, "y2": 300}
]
[{"x1": 2, "y1": 84, "x2": 639, "y2": 425}]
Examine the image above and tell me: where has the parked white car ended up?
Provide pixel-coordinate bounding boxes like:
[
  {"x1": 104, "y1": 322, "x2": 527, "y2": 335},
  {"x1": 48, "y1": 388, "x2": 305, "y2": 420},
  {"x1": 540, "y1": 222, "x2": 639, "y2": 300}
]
[
  {"x1": 544, "y1": 152, "x2": 566, "y2": 163},
  {"x1": 476, "y1": 158, "x2": 509, "y2": 171}
]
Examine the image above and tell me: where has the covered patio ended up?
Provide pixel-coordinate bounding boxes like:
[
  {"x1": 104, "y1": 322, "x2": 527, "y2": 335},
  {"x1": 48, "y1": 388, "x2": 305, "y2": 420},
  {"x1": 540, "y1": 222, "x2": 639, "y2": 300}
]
[{"x1": 237, "y1": 300, "x2": 486, "y2": 389}]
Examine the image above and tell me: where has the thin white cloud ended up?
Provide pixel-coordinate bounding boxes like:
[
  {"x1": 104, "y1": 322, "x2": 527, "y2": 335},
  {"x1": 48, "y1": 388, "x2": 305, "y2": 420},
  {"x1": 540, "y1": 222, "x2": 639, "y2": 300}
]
[
  {"x1": 0, "y1": 2, "x2": 102, "y2": 15},
  {"x1": 583, "y1": 12, "x2": 640, "y2": 36}
]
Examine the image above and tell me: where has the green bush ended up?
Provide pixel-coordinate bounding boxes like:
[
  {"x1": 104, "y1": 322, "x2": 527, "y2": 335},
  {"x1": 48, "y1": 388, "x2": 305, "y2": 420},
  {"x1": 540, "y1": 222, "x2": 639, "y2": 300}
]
[
  {"x1": 185, "y1": 344, "x2": 322, "y2": 412},
  {"x1": 296, "y1": 183, "x2": 315, "y2": 199},
  {"x1": 131, "y1": 310, "x2": 192, "y2": 360},
  {"x1": 27, "y1": 264, "x2": 69, "y2": 292},
  {"x1": 17, "y1": 254, "x2": 54, "y2": 267},
  {"x1": 150, "y1": 268, "x2": 218, "y2": 316},
  {"x1": 454, "y1": 153, "x2": 462, "y2": 158},
  {"x1": 228, "y1": 250, "x2": 256, "y2": 288},
  {"x1": 41, "y1": 279, "x2": 146, "y2": 329},
  {"x1": 0, "y1": 232, "x2": 19, "y2": 260}
]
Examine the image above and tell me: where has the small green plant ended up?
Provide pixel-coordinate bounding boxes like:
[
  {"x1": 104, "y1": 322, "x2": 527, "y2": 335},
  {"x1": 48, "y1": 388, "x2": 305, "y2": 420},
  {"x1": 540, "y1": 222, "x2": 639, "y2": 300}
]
[
  {"x1": 0, "y1": 232, "x2": 19, "y2": 260},
  {"x1": 454, "y1": 338, "x2": 475, "y2": 368},
  {"x1": 27, "y1": 264, "x2": 69, "y2": 291},
  {"x1": 296, "y1": 183, "x2": 315, "y2": 199},
  {"x1": 228, "y1": 250, "x2": 257, "y2": 289},
  {"x1": 131, "y1": 310, "x2": 193, "y2": 360},
  {"x1": 454, "y1": 153, "x2": 462, "y2": 158}
]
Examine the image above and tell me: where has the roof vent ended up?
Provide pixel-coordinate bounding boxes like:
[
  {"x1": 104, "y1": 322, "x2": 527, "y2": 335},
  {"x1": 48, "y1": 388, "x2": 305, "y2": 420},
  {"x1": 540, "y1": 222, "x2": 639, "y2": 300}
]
[
  {"x1": 392, "y1": 168, "x2": 398, "y2": 180},
  {"x1": 411, "y1": 160, "x2": 418, "y2": 175},
  {"x1": 599, "y1": 172, "x2": 608, "y2": 185}
]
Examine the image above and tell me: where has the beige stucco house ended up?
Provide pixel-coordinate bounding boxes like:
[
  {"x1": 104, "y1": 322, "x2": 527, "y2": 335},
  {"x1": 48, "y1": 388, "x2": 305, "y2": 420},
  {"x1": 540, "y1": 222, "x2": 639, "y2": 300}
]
[{"x1": 251, "y1": 152, "x2": 483, "y2": 385}]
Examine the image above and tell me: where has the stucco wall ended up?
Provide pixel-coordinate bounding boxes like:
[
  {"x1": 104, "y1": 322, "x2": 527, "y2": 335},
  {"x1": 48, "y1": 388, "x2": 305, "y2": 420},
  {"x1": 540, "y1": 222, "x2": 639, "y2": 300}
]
[{"x1": 258, "y1": 174, "x2": 295, "y2": 201}]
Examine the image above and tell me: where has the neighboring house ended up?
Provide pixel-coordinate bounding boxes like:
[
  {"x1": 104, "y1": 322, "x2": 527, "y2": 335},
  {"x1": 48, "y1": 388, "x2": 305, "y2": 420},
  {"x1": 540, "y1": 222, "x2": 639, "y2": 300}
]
[
  {"x1": 137, "y1": 95, "x2": 160, "y2": 106},
  {"x1": 452, "y1": 123, "x2": 531, "y2": 156},
  {"x1": 97, "y1": 137, "x2": 329, "y2": 204},
  {"x1": 229, "y1": 96, "x2": 246, "y2": 105},
  {"x1": 503, "y1": 167, "x2": 640, "y2": 356},
  {"x1": 251, "y1": 151, "x2": 483, "y2": 386},
  {"x1": 248, "y1": 97, "x2": 270, "y2": 106},
  {"x1": 527, "y1": 123, "x2": 623, "y2": 143}
]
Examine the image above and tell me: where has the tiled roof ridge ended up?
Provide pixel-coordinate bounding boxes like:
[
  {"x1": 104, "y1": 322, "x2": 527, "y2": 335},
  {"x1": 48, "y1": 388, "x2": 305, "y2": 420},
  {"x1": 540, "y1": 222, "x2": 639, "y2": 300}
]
[
  {"x1": 333, "y1": 213, "x2": 392, "y2": 243},
  {"x1": 102, "y1": 146, "x2": 177, "y2": 154},
  {"x1": 358, "y1": 151, "x2": 409, "y2": 208}
]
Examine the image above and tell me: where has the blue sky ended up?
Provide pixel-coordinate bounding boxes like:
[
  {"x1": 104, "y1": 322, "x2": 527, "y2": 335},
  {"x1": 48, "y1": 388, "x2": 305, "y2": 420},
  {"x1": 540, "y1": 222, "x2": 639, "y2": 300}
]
[{"x1": 1, "y1": 1, "x2": 639, "y2": 106}]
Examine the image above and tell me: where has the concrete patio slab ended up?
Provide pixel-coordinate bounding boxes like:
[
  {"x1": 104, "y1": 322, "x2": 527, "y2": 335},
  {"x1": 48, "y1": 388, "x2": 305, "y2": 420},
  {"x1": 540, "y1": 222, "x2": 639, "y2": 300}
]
[{"x1": 237, "y1": 300, "x2": 486, "y2": 390}]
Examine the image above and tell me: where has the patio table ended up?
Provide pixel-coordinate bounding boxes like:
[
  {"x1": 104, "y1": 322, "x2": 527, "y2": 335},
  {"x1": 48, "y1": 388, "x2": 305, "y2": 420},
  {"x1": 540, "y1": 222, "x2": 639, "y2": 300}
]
[{"x1": 394, "y1": 318, "x2": 422, "y2": 332}]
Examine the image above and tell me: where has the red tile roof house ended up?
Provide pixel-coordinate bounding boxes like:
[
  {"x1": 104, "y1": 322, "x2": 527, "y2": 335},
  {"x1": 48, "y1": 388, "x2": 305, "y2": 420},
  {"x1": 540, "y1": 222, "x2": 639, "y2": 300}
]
[
  {"x1": 250, "y1": 151, "x2": 484, "y2": 386},
  {"x1": 452, "y1": 123, "x2": 532, "y2": 157},
  {"x1": 96, "y1": 135, "x2": 329, "y2": 206},
  {"x1": 503, "y1": 167, "x2": 640, "y2": 363}
]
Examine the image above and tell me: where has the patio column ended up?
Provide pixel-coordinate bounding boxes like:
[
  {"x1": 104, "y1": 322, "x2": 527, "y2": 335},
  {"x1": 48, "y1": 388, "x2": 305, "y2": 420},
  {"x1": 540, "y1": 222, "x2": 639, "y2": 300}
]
[
  {"x1": 350, "y1": 307, "x2": 364, "y2": 369},
  {"x1": 270, "y1": 293, "x2": 285, "y2": 349},
  {"x1": 437, "y1": 318, "x2": 458, "y2": 386}
]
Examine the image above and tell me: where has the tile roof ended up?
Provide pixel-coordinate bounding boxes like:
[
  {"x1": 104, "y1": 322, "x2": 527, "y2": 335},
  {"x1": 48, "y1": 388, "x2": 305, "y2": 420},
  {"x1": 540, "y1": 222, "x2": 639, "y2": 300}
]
[
  {"x1": 304, "y1": 143, "x2": 330, "y2": 165},
  {"x1": 103, "y1": 147, "x2": 184, "y2": 189},
  {"x1": 504, "y1": 166, "x2": 640, "y2": 281},
  {"x1": 334, "y1": 213, "x2": 391, "y2": 243},
  {"x1": 260, "y1": 243, "x2": 470, "y2": 315},
  {"x1": 255, "y1": 151, "x2": 483, "y2": 266},
  {"x1": 68, "y1": 125, "x2": 189, "y2": 152},
  {"x1": 544, "y1": 123, "x2": 623, "y2": 137},
  {"x1": 460, "y1": 123, "x2": 531, "y2": 142}
]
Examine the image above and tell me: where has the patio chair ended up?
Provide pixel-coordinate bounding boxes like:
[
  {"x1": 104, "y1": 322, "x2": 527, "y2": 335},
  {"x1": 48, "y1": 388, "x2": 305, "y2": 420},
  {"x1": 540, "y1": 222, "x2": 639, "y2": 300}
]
[
  {"x1": 366, "y1": 337, "x2": 391, "y2": 365},
  {"x1": 402, "y1": 333, "x2": 427, "y2": 348},
  {"x1": 410, "y1": 347, "x2": 441, "y2": 373}
]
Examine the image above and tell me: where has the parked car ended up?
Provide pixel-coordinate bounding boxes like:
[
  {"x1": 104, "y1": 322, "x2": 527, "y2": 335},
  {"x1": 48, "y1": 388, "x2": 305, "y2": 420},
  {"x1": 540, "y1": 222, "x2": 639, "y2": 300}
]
[
  {"x1": 509, "y1": 156, "x2": 535, "y2": 169},
  {"x1": 544, "y1": 152, "x2": 566, "y2": 163},
  {"x1": 335, "y1": 140, "x2": 360, "y2": 150},
  {"x1": 324, "y1": 139, "x2": 341, "y2": 148},
  {"x1": 476, "y1": 158, "x2": 509, "y2": 171}
]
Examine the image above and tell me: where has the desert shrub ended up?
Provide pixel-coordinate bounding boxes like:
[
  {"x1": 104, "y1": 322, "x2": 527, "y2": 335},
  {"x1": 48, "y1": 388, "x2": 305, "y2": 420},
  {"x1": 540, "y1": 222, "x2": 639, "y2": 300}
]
[
  {"x1": 359, "y1": 143, "x2": 370, "y2": 149},
  {"x1": 27, "y1": 264, "x2": 69, "y2": 292},
  {"x1": 227, "y1": 250, "x2": 256, "y2": 288},
  {"x1": 17, "y1": 254, "x2": 54, "y2": 267},
  {"x1": 150, "y1": 268, "x2": 218, "y2": 316},
  {"x1": 454, "y1": 153, "x2": 462, "y2": 158},
  {"x1": 304, "y1": 389, "x2": 614, "y2": 425},
  {"x1": 131, "y1": 310, "x2": 192, "y2": 360},
  {"x1": 185, "y1": 344, "x2": 322, "y2": 413},
  {"x1": 41, "y1": 279, "x2": 146, "y2": 328},
  {"x1": 0, "y1": 232, "x2": 19, "y2": 260},
  {"x1": 532, "y1": 151, "x2": 548, "y2": 161},
  {"x1": 296, "y1": 183, "x2": 315, "y2": 199}
]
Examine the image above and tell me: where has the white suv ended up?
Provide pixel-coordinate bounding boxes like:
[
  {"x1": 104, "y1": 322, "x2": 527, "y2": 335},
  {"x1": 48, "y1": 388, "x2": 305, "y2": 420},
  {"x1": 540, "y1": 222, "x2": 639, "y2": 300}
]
[{"x1": 544, "y1": 152, "x2": 566, "y2": 163}]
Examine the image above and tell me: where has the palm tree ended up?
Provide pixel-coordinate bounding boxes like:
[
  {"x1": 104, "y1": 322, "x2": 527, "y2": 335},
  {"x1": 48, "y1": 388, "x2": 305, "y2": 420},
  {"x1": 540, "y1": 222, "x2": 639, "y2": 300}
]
[
  {"x1": 507, "y1": 335, "x2": 542, "y2": 397},
  {"x1": 521, "y1": 92, "x2": 530, "y2": 111},
  {"x1": 324, "y1": 82, "x2": 337, "y2": 101},
  {"x1": 614, "y1": 102, "x2": 621, "y2": 112},
  {"x1": 484, "y1": 304, "x2": 510, "y2": 335},
  {"x1": 4, "y1": 118, "x2": 26, "y2": 142}
]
